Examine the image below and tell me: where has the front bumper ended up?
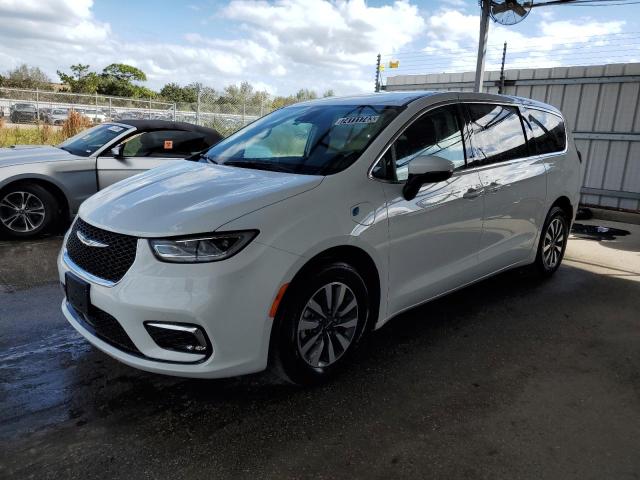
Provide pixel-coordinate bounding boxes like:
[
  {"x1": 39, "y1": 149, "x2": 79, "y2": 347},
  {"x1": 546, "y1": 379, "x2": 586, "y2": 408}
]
[{"x1": 58, "y1": 236, "x2": 301, "y2": 378}]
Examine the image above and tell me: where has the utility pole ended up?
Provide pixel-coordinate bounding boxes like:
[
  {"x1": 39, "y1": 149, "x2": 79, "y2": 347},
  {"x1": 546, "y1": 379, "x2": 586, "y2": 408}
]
[
  {"x1": 474, "y1": 0, "x2": 491, "y2": 92},
  {"x1": 498, "y1": 41, "x2": 507, "y2": 94},
  {"x1": 375, "y1": 54, "x2": 381, "y2": 92},
  {"x1": 195, "y1": 84, "x2": 201, "y2": 126}
]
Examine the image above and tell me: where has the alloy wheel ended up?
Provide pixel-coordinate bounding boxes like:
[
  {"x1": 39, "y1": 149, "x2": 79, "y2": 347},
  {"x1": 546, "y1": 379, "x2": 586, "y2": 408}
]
[
  {"x1": 0, "y1": 191, "x2": 46, "y2": 233},
  {"x1": 297, "y1": 282, "x2": 359, "y2": 368},
  {"x1": 542, "y1": 217, "x2": 566, "y2": 269}
]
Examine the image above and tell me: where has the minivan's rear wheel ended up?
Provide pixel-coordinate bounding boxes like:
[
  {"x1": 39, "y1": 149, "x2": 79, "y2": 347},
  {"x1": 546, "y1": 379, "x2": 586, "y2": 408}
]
[
  {"x1": 0, "y1": 184, "x2": 58, "y2": 239},
  {"x1": 273, "y1": 262, "x2": 369, "y2": 385},
  {"x1": 534, "y1": 206, "x2": 569, "y2": 277}
]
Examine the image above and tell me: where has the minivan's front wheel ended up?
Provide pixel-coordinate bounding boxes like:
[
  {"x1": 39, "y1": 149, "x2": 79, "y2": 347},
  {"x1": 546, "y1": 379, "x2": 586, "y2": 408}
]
[
  {"x1": 273, "y1": 262, "x2": 369, "y2": 385},
  {"x1": 534, "y1": 206, "x2": 569, "y2": 277}
]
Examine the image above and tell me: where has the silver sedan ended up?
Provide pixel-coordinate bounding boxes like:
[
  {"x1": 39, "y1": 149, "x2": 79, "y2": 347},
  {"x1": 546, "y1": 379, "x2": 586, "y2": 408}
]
[{"x1": 0, "y1": 120, "x2": 221, "y2": 238}]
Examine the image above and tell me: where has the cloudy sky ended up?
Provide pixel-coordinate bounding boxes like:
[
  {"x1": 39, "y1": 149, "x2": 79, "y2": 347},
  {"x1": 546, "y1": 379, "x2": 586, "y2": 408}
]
[{"x1": 1, "y1": 0, "x2": 639, "y2": 95}]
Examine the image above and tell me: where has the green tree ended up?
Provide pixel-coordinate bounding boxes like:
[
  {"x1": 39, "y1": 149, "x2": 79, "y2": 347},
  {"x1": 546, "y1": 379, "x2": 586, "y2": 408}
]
[
  {"x1": 57, "y1": 64, "x2": 100, "y2": 93},
  {"x1": 294, "y1": 88, "x2": 317, "y2": 102},
  {"x1": 220, "y1": 81, "x2": 254, "y2": 104},
  {"x1": 134, "y1": 86, "x2": 158, "y2": 99},
  {"x1": 98, "y1": 64, "x2": 153, "y2": 98},
  {"x1": 101, "y1": 63, "x2": 147, "y2": 82},
  {"x1": 160, "y1": 82, "x2": 198, "y2": 103},
  {"x1": 271, "y1": 88, "x2": 319, "y2": 109},
  {"x1": 323, "y1": 89, "x2": 335, "y2": 97},
  {"x1": 4, "y1": 64, "x2": 52, "y2": 90}
]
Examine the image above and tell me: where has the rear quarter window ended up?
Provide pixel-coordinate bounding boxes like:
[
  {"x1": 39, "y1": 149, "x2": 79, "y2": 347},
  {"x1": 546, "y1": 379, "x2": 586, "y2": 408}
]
[{"x1": 521, "y1": 108, "x2": 566, "y2": 155}]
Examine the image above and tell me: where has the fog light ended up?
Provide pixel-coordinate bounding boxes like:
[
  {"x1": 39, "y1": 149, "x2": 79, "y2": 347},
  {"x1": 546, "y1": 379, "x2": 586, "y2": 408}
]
[{"x1": 144, "y1": 322, "x2": 211, "y2": 356}]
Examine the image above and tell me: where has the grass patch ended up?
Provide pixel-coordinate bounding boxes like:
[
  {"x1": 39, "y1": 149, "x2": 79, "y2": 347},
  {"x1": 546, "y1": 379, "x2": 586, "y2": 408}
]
[
  {"x1": 0, "y1": 111, "x2": 94, "y2": 148},
  {"x1": 0, "y1": 123, "x2": 66, "y2": 147}
]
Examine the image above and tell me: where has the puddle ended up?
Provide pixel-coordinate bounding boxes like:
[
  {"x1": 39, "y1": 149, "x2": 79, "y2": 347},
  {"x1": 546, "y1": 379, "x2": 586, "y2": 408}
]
[{"x1": 571, "y1": 223, "x2": 631, "y2": 241}]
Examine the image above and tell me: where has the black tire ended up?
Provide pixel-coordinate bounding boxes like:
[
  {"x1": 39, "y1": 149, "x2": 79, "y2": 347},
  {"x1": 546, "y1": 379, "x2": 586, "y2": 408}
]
[
  {"x1": 0, "y1": 183, "x2": 59, "y2": 239},
  {"x1": 533, "y1": 206, "x2": 570, "y2": 277},
  {"x1": 272, "y1": 262, "x2": 370, "y2": 385}
]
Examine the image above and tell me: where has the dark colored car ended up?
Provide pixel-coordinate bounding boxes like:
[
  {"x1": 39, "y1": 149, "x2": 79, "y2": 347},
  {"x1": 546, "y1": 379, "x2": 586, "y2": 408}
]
[{"x1": 9, "y1": 103, "x2": 38, "y2": 123}]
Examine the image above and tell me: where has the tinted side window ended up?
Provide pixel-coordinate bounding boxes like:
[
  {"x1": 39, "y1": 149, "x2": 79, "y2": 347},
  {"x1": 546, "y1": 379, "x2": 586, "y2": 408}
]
[
  {"x1": 374, "y1": 105, "x2": 466, "y2": 181},
  {"x1": 522, "y1": 108, "x2": 566, "y2": 155},
  {"x1": 123, "y1": 130, "x2": 209, "y2": 157},
  {"x1": 465, "y1": 104, "x2": 528, "y2": 166}
]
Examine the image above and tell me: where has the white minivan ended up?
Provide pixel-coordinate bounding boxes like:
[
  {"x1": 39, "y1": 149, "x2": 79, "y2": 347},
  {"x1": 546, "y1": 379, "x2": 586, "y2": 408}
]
[{"x1": 58, "y1": 91, "x2": 582, "y2": 384}]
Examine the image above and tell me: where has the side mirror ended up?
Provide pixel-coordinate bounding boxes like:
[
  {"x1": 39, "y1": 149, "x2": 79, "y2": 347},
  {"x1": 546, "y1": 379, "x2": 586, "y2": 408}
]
[
  {"x1": 402, "y1": 155, "x2": 455, "y2": 201},
  {"x1": 110, "y1": 144, "x2": 124, "y2": 159}
]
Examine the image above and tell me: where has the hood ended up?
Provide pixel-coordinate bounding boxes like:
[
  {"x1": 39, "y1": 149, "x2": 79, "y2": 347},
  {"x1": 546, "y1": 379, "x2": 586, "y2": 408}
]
[
  {"x1": 0, "y1": 145, "x2": 81, "y2": 167},
  {"x1": 79, "y1": 161, "x2": 323, "y2": 237}
]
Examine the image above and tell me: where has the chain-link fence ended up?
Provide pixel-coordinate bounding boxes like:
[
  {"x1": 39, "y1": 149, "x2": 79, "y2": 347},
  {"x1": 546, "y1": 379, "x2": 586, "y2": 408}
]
[
  {"x1": 0, "y1": 87, "x2": 177, "y2": 125},
  {"x1": 0, "y1": 87, "x2": 275, "y2": 136},
  {"x1": 176, "y1": 89, "x2": 273, "y2": 137}
]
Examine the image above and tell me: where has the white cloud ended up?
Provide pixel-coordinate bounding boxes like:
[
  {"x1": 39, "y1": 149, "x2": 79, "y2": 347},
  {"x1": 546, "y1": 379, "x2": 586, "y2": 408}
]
[
  {"x1": 0, "y1": 0, "x2": 634, "y2": 96},
  {"x1": 389, "y1": 8, "x2": 628, "y2": 78},
  {"x1": 0, "y1": 0, "x2": 110, "y2": 45},
  {"x1": 0, "y1": 0, "x2": 425, "y2": 95}
]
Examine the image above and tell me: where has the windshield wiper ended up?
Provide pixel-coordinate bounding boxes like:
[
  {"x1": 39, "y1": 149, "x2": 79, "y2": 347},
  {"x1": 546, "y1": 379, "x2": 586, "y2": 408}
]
[
  {"x1": 224, "y1": 160, "x2": 296, "y2": 173},
  {"x1": 199, "y1": 153, "x2": 219, "y2": 164}
]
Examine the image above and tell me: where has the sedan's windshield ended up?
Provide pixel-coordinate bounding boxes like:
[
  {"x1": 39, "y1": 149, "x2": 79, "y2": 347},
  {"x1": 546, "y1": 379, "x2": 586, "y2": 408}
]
[
  {"x1": 58, "y1": 123, "x2": 131, "y2": 157},
  {"x1": 203, "y1": 104, "x2": 402, "y2": 175}
]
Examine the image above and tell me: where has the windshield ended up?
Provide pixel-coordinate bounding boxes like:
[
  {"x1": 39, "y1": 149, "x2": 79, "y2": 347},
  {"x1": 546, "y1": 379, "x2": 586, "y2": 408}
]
[
  {"x1": 15, "y1": 104, "x2": 36, "y2": 111},
  {"x1": 203, "y1": 103, "x2": 402, "y2": 175},
  {"x1": 58, "y1": 123, "x2": 130, "y2": 157}
]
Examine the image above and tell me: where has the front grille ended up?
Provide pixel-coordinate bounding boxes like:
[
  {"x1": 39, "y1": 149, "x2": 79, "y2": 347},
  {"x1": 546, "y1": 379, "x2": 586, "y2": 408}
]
[
  {"x1": 66, "y1": 218, "x2": 138, "y2": 283},
  {"x1": 71, "y1": 303, "x2": 141, "y2": 355}
]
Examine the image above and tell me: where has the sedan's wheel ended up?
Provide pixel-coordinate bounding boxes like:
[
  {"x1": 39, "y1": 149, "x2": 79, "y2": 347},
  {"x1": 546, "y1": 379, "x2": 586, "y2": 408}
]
[
  {"x1": 0, "y1": 184, "x2": 58, "y2": 238},
  {"x1": 274, "y1": 262, "x2": 369, "y2": 384},
  {"x1": 534, "y1": 206, "x2": 569, "y2": 277}
]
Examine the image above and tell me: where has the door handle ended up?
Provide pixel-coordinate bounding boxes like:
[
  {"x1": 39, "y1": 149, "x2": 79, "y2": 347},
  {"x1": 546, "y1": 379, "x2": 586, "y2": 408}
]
[{"x1": 463, "y1": 187, "x2": 483, "y2": 199}]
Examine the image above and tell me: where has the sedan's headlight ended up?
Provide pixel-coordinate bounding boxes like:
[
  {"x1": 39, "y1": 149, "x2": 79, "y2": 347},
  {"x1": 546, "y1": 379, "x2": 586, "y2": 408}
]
[{"x1": 149, "y1": 230, "x2": 258, "y2": 263}]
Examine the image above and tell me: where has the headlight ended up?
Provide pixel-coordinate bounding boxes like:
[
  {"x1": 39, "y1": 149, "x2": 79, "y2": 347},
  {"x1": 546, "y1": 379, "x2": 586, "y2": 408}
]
[{"x1": 149, "y1": 230, "x2": 258, "y2": 263}]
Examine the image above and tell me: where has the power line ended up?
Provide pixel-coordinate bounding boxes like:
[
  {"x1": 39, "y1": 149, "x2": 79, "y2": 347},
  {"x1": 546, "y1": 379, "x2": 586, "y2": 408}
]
[
  {"x1": 562, "y1": 1, "x2": 640, "y2": 5},
  {"x1": 380, "y1": 47, "x2": 640, "y2": 70},
  {"x1": 535, "y1": 0, "x2": 640, "y2": 5},
  {"x1": 391, "y1": 46, "x2": 640, "y2": 67},
  {"x1": 379, "y1": 50, "x2": 640, "y2": 75},
  {"x1": 381, "y1": 31, "x2": 640, "y2": 57}
]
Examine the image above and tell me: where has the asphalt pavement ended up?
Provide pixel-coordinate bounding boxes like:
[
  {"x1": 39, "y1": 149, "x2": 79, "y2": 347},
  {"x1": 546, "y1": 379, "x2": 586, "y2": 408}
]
[{"x1": 1, "y1": 220, "x2": 639, "y2": 479}]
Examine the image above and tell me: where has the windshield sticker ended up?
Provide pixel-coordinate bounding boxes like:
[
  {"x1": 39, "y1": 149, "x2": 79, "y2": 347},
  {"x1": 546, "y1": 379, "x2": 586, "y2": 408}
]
[
  {"x1": 108, "y1": 126, "x2": 124, "y2": 133},
  {"x1": 335, "y1": 115, "x2": 379, "y2": 126}
]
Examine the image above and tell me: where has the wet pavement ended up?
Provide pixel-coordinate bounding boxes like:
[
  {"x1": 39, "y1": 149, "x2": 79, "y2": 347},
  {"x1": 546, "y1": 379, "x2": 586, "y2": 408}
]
[{"x1": 1, "y1": 221, "x2": 639, "y2": 479}]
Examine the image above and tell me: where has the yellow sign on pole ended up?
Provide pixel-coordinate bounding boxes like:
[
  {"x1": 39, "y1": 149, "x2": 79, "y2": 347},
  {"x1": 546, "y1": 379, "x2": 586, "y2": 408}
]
[{"x1": 389, "y1": 60, "x2": 400, "y2": 69}]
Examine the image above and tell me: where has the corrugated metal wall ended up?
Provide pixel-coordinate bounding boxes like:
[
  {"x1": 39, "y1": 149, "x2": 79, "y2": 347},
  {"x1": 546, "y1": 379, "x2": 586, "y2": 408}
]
[{"x1": 385, "y1": 63, "x2": 640, "y2": 212}]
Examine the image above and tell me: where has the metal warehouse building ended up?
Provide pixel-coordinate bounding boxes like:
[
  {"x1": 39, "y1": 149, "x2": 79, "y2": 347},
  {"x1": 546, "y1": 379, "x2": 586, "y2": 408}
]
[{"x1": 384, "y1": 62, "x2": 640, "y2": 212}]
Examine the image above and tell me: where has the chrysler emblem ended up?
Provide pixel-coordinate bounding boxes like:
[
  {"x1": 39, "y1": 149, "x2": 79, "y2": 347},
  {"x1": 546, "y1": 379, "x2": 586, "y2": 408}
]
[{"x1": 76, "y1": 230, "x2": 109, "y2": 248}]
